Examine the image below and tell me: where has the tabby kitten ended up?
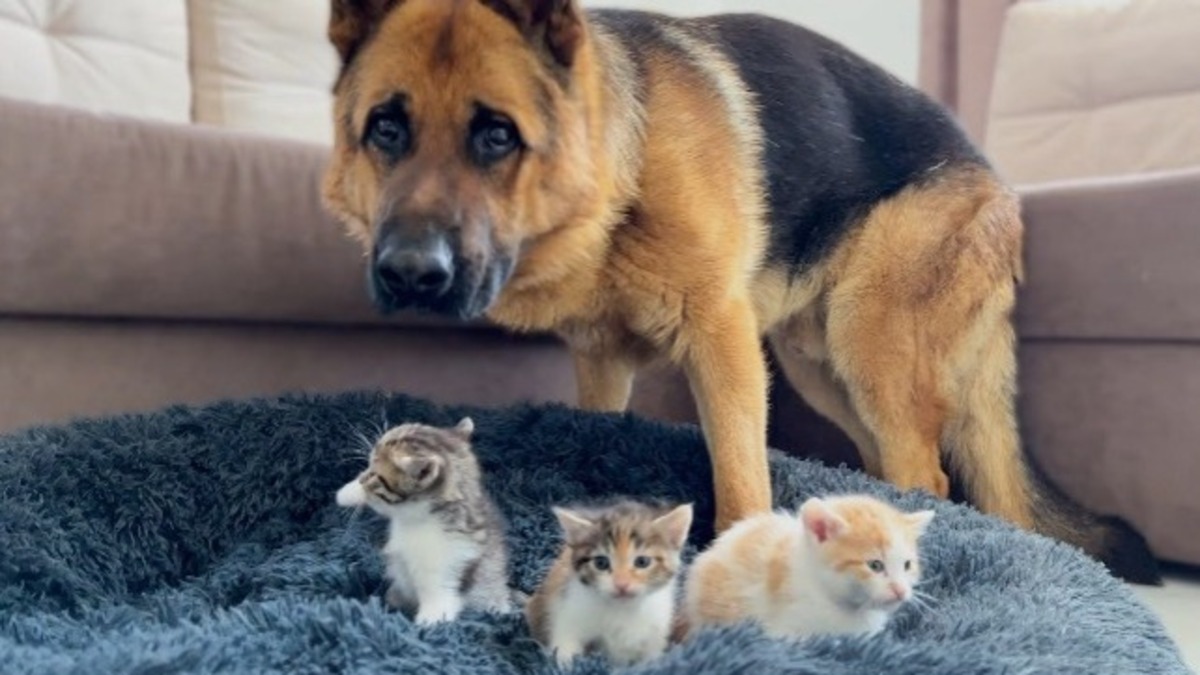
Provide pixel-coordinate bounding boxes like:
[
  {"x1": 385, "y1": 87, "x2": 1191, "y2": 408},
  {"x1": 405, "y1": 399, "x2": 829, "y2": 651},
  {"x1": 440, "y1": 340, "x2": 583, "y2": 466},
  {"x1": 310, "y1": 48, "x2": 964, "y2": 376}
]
[
  {"x1": 335, "y1": 417, "x2": 512, "y2": 625},
  {"x1": 685, "y1": 494, "x2": 934, "y2": 639},
  {"x1": 525, "y1": 500, "x2": 693, "y2": 667}
]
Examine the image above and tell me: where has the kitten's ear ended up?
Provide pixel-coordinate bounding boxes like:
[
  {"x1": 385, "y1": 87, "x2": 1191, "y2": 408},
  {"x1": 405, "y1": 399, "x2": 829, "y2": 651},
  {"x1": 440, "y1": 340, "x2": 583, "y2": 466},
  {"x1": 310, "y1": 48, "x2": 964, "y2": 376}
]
[
  {"x1": 398, "y1": 456, "x2": 441, "y2": 488},
  {"x1": 336, "y1": 479, "x2": 366, "y2": 507},
  {"x1": 906, "y1": 510, "x2": 935, "y2": 537},
  {"x1": 329, "y1": 0, "x2": 403, "y2": 65},
  {"x1": 452, "y1": 417, "x2": 475, "y2": 440},
  {"x1": 552, "y1": 507, "x2": 595, "y2": 544},
  {"x1": 653, "y1": 504, "x2": 695, "y2": 549},
  {"x1": 799, "y1": 497, "x2": 848, "y2": 544}
]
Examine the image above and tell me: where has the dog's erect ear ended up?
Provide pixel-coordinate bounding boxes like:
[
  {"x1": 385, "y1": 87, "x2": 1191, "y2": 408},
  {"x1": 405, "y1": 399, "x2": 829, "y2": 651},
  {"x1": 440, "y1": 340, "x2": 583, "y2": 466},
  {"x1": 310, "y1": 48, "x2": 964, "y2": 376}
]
[
  {"x1": 479, "y1": 0, "x2": 585, "y2": 68},
  {"x1": 329, "y1": 0, "x2": 403, "y2": 65}
]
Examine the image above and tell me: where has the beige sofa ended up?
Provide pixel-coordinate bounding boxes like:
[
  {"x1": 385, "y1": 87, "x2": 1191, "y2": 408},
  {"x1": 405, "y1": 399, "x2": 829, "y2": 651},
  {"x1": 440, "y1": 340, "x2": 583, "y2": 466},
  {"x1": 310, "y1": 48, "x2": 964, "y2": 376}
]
[
  {"x1": 2, "y1": 0, "x2": 1198, "y2": 566},
  {"x1": 0, "y1": 0, "x2": 706, "y2": 434},
  {"x1": 923, "y1": 0, "x2": 1200, "y2": 566}
]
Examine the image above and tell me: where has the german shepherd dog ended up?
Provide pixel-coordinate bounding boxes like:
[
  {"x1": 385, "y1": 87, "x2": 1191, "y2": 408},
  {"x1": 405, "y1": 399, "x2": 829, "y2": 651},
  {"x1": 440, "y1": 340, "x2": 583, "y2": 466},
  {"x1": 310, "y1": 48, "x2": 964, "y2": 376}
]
[{"x1": 321, "y1": 0, "x2": 1160, "y2": 583}]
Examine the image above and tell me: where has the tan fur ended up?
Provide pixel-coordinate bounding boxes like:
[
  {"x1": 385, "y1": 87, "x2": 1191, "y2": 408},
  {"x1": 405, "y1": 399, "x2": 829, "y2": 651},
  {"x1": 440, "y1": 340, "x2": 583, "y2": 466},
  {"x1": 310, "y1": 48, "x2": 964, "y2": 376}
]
[
  {"x1": 485, "y1": 15, "x2": 775, "y2": 530},
  {"x1": 523, "y1": 547, "x2": 572, "y2": 641},
  {"x1": 688, "y1": 515, "x2": 785, "y2": 625},
  {"x1": 322, "y1": 1, "x2": 1029, "y2": 536},
  {"x1": 767, "y1": 168, "x2": 1031, "y2": 527},
  {"x1": 685, "y1": 495, "x2": 931, "y2": 638}
]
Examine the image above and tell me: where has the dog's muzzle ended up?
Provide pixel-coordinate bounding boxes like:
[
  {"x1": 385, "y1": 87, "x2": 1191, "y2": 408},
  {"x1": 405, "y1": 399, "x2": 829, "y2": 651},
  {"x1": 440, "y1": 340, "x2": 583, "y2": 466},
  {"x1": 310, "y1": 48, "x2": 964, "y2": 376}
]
[
  {"x1": 371, "y1": 232, "x2": 455, "y2": 308},
  {"x1": 367, "y1": 228, "x2": 512, "y2": 320}
]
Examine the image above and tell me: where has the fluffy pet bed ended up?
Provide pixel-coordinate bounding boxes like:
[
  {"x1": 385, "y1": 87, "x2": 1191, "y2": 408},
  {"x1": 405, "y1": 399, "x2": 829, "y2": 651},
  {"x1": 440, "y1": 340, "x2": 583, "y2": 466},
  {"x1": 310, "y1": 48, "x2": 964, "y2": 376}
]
[{"x1": 0, "y1": 392, "x2": 1187, "y2": 674}]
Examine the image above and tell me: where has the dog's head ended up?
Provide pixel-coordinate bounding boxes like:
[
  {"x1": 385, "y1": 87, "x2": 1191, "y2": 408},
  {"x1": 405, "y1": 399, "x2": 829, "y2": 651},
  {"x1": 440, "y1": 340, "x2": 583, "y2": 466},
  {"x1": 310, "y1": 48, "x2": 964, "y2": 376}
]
[{"x1": 322, "y1": 0, "x2": 598, "y2": 319}]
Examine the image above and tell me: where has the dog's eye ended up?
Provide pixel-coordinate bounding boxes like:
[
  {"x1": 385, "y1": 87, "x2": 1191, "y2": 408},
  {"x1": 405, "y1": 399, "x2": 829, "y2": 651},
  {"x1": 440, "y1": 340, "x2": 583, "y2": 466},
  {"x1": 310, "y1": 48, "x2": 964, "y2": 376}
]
[
  {"x1": 365, "y1": 108, "x2": 410, "y2": 157},
  {"x1": 469, "y1": 112, "x2": 522, "y2": 166}
]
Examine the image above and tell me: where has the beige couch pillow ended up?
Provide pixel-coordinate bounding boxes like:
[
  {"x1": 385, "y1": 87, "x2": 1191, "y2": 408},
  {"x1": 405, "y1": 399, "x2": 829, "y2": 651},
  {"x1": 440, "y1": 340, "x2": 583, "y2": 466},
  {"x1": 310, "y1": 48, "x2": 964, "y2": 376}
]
[
  {"x1": 987, "y1": 0, "x2": 1200, "y2": 186},
  {"x1": 189, "y1": 0, "x2": 338, "y2": 145},
  {"x1": 0, "y1": 0, "x2": 190, "y2": 122}
]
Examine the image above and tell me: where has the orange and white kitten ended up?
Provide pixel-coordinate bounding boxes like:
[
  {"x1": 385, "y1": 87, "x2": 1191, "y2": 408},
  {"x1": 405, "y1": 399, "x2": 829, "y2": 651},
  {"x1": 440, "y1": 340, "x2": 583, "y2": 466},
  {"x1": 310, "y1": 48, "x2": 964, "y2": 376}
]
[
  {"x1": 685, "y1": 495, "x2": 934, "y2": 639},
  {"x1": 526, "y1": 501, "x2": 693, "y2": 667}
]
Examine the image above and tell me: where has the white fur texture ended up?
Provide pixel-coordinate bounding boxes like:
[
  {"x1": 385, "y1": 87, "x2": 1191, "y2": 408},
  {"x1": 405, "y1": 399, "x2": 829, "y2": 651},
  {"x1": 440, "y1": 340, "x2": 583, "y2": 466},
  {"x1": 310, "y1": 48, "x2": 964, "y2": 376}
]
[
  {"x1": 548, "y1": 578, "x2": 676, "y2": 667},
  {"x1": 687, "y1": 508, "x2": 925, "y2": 640},
  {"x1": 336, "y1": 478, "x2": 490, "y2": 625},
  {"x1": 759, "y1": 520, "x2": 893, "y2": 637},
  {"x1": 335, "y1": 480, "x2": 365, "y2": 507},
  {"x1": 380, "y1": 501, "x2": 484, "y2": 625}
]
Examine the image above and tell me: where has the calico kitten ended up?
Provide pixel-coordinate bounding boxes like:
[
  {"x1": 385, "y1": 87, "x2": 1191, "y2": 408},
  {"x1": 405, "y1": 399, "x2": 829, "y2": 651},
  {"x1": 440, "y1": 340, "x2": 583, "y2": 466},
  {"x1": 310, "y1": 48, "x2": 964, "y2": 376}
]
[
  {"x1": 526, "y1": 500, "x2": 693, "y2": 667},
  {"x1": 685, "y1": 494, "x2": 934, "y2": 639},
  {"x1": 336, "y1": 417, "x2": 512, "y2": 624}
]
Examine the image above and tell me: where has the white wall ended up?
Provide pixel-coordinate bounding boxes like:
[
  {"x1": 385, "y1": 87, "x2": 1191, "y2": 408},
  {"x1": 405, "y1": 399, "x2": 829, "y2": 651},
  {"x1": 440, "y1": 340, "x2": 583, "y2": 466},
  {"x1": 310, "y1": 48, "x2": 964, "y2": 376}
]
[{"x1": 590, "y1": 0, "x2": 921, "y2": 84}]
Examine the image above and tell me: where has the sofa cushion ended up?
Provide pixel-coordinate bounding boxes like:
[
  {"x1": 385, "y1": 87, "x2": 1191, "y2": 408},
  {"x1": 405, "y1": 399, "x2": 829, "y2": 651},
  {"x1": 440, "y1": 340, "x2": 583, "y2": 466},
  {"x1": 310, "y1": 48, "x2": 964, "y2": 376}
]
[
  {"x1": 987, "y1": 0, "x2": 1200, "y2": 185},
  {"x1": 1015, "y1": 168, "x2": 1200, "y2": 342},
  {"x1": 0, "y1": 97, "x2": 488, "y2": 331},
  {"x1": 1019, "y1": 341, "x2": 1200, "y2": 566},
  {"x1": 0, "y1": 0, "x2": 190, "y2": 123},
  {"x1": 188, "y1": 0, "x2": 339, "y2": 144}
]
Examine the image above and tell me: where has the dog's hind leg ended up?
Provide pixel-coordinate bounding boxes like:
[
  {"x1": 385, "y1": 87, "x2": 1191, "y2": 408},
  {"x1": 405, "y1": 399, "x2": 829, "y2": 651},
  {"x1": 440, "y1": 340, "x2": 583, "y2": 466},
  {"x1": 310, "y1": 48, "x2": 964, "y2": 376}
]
[
  {"x1": 825, "y1": 311, "x2": 952, "y2": 501},
  {"x1": 813, "y1": 169, "x2": 1029, "y2": 501},
  {"x1": 941, "y1": 295, "x2": 1034, "y2": 528},
  {"x1": 768, "y1": 327, "x2": 883, "y2": 478}
]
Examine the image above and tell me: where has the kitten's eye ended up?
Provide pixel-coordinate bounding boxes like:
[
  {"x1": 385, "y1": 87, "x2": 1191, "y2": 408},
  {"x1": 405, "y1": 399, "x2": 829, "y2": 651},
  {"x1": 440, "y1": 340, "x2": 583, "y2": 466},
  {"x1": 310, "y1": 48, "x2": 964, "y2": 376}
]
[
  {"x1": 591, "y1": 556, "x2": 611, "y2": 572},
  {"x1": 633, "y1": 556, "x2": 652, "y2": 569},
  {"x1": 904, "y1": 560, "x2": 913, "y2": 571},
  {"x1": 470, "y1": 112, "x2": 522, "y2": 166},
  {"x1": 867, "y1": 559, "x2": 886, "y2": 573}
]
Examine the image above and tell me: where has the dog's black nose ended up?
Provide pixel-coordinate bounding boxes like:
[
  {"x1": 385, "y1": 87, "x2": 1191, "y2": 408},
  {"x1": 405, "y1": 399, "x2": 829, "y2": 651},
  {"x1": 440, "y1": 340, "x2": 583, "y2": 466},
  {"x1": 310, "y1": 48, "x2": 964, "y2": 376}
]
[{"x1": 374, "y1": 235, "x2": 454, "y2": 300}]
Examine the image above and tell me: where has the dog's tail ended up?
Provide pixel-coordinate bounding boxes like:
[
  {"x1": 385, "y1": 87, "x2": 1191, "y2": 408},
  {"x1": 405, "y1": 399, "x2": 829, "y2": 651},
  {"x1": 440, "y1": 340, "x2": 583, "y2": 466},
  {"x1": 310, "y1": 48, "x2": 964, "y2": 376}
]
[
  {"x1": 947, "y1": 326, "x2": 1161, "y2": 585},
  {"x1": 951, "y1": 433, "x2": 1161, "y2": 585},
  {"x1": 1027, "y1": 464, "x2": 1161, "y2": 585}
]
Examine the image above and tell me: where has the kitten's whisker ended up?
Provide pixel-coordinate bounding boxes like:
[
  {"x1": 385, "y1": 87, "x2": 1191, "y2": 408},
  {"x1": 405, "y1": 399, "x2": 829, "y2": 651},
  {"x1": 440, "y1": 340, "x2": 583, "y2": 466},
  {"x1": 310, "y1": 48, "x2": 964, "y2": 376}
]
[
  {"x1": 333, "y1": 450, "x2": 368, "y2": 466},
  {"x1": 353, "y1": 429, "x2": 376, "y2": 451},
  {"x1": 907, "y1": 599, "x2": 933, "y2": 616},
  {"x1": 904, "y1": 590, "x2": 937, "y2": 615},
  {"x1": 335, "y1": 506, "x2": 368, "y2": 546},
  {"x1": 910, "y1": 590, "x2": 939, "y2": 609}
]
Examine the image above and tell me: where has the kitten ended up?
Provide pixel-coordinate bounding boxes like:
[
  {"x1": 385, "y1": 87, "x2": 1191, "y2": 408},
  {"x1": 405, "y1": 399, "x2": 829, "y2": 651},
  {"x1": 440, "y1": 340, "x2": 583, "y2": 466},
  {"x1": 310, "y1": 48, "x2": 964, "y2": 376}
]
[
  {"x1": 525, "y1": 500, "x2": 693, "y2": 667},
  {"x1": 335, "y1": 417, "x2": 512, "y2": 625},
  {"x1": 685, "y1": 494, "x2": 934, "y2": 639}
]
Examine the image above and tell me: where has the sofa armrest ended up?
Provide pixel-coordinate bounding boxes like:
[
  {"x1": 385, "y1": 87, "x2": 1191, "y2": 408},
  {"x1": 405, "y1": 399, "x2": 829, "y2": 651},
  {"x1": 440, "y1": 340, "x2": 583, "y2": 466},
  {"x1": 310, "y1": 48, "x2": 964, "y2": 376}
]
[
  {"x1": 1015, "y1": 167, "x2": 1200, "y2": 342},
  {"x1": 0, "y1": 96, "x2": 484, "y2": 331},
  {"x1": 919, "y1": 0, "x2": 1017, "y2": 144}
]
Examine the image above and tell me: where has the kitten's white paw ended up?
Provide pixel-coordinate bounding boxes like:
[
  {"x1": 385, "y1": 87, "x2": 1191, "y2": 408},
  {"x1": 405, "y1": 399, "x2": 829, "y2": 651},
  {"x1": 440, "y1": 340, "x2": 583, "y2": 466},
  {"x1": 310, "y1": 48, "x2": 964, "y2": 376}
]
[
  {"x1": 553, "y1": 643, "x2": 583, "y2": 667},
  {"x1": 414, "y1": 597, "x2": 463, "y2": 625},
  {"x1": 414, "y1": 612, "x2": 451, "y2": 626},
  {"x1": 335, "y1": 480, "x2": 365, "y2": 507}
]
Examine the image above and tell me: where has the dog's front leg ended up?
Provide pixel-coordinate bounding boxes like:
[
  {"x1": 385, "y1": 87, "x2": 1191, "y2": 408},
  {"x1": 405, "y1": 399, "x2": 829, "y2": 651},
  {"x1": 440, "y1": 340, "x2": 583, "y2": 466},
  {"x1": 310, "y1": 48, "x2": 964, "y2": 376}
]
[
  {"x1": 681, "y1": 297, "x2": 772, "y2": 532},
  {"x1": 573, "y1": 350, "x2": 637, "y2": 412}
]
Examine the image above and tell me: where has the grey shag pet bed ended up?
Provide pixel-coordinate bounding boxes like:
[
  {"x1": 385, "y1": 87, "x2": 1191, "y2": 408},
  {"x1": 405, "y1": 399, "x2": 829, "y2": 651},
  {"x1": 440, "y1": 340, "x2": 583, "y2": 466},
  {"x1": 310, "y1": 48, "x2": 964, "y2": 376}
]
[{"x1": 0, "y1": 392, "x2": 1187, "y2": 675}]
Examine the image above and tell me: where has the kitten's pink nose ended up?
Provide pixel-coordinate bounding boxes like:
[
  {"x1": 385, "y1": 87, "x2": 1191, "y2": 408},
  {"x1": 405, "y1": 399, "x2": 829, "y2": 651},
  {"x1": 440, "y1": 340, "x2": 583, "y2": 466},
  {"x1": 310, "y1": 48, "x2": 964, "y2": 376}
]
[
  {"x1": 889, "y1": 582, "x2": 908, "y2": 601},
  {"x1": 613, "y1": 581, "x2": 634, "y2": 597}
]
